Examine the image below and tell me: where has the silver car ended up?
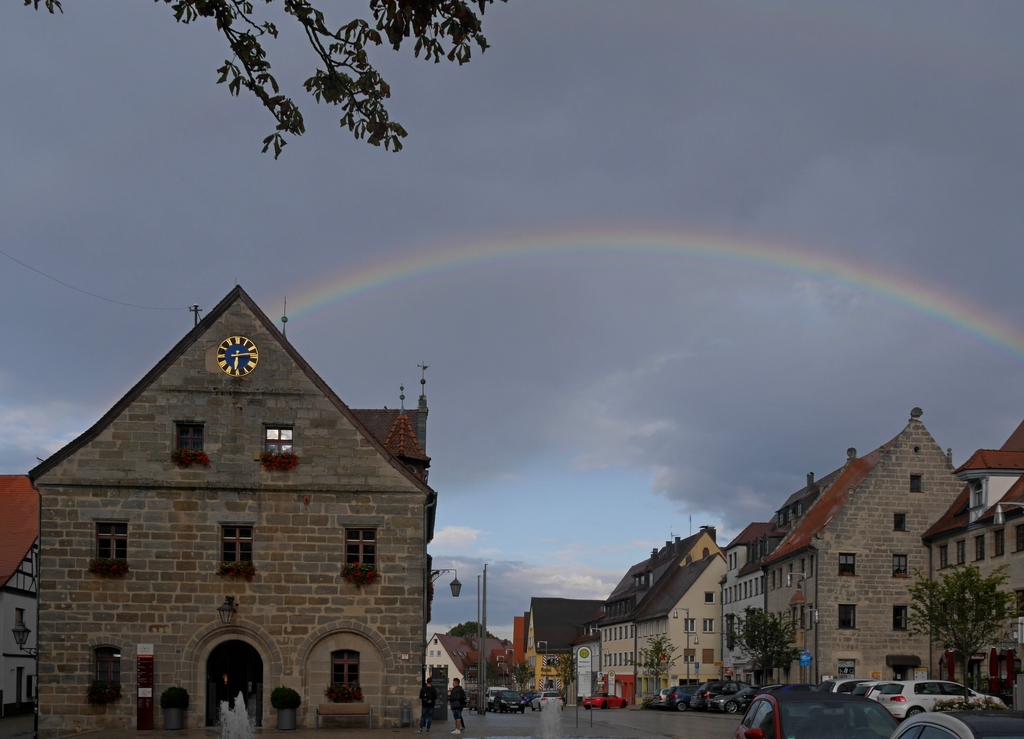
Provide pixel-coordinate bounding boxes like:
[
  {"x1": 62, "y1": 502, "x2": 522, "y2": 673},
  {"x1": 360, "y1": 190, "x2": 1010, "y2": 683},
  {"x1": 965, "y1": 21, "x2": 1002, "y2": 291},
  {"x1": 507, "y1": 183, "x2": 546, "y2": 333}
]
[{"x1": 890, "y1": 710, "x2": 1024, "y2": 739}]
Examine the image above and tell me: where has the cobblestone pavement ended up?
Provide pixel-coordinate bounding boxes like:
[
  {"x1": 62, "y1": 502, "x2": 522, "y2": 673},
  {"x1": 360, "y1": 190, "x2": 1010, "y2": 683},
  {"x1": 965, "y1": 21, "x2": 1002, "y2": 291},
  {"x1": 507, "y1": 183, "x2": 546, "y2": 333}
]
[
  {"x1": 35, "y1": 706, "x2": 738, "y2": 739},
  {"x1": 0, "y1": 715, "x2": 34, "y2": 739}
]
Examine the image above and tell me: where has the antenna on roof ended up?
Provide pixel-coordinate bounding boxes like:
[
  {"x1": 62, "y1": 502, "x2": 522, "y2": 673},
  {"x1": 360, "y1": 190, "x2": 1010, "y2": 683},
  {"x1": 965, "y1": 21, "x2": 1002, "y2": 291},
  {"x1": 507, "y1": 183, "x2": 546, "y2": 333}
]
[
  {"x1": 281, "y1": 297, "x2": 288, "y2": 337},
  {"x1": 689, "y1": 515, "x2": 692, "y2": 537},
  {"x1": 189, "y1": 304, "x2": 203, "y2": 327}
]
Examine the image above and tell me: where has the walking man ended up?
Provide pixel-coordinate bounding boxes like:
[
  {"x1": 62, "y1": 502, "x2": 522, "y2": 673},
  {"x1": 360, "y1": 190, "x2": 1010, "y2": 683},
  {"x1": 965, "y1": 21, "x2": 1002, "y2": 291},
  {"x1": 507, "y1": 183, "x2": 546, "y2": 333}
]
[
  {"x1": 418, "y1": 677, "x2": 437, "y2": 733},
  {"x1": 448, "y1": 677, "x2": 467, "y2": 735}
]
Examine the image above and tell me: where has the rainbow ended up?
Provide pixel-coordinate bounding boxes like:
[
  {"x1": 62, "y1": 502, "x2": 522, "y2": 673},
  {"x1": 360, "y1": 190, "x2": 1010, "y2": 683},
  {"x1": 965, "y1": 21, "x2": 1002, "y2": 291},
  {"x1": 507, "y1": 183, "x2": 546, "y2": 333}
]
[{"x1": 282, "y1": 227, "x2": 1024, "y2": 363}]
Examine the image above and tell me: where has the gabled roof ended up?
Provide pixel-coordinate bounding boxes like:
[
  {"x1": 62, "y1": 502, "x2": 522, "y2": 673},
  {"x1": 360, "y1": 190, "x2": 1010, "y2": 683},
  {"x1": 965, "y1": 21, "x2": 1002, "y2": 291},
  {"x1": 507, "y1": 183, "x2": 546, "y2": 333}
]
[
  {"x1": 1001, "y1": 419, "x2": 1024, "y2": 452},
  {"x1": 631, "y1": 555, "x2": 720, "y2": 621},
  {"x1": 763, "y1": 443, "x2": 890, "y2": 565},
  {"x1": 605, "y1": 531, "x2": 705, "y2": 605},
  {"x1": 725, "y1": 522, "x2": 773, "y2": 550},
  {"x1": 352, "y1": 408, "x2": 422, "y2": 448},
  {"x1": 28, "y1": 286, "x2": 433, "y2": 497},
  {"x1": 530, "y1": 597, "x2": 605, "y2": 652},
  {"x1": 955, "y1": 450, "x2": 1024, "y2": 475},
  {"x1": 0, "y1": 476, "x2": 37, "y2": 587},
  {"x1": 384, "y1": 413, "x2": 430, "y2": 463},
  {"x1": 921, "y1": 485, "x2": 971, "y2": 540},
  {"x1": 431, "y1": 634, "x2": 513, "y2": 677}
]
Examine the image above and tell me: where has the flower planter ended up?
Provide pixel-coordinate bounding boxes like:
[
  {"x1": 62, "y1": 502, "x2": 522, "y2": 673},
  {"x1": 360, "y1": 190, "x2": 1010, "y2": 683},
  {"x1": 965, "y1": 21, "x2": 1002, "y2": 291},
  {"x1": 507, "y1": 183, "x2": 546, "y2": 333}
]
[
  {"x1": 261, "y1": 452, "x2": 298, "y2": 471},
  {"x1": 88, "y1": 558, "x2": 129, "y2": 577},
  {"x1": 163, "y1": 707, "x2": 185, "y2": 730},
  {"x1": 171, "y1": 449, "x2": 210, "y2": 468},
  {"x1": 324, "y1": 683, "x2": 364, "y2": 703},
  {"x1": 86, "y1": 681, "x2": 122, "y2": 706},
  {"x1": 277, "y1": 707, "x2": 297, "y2": 730},
  {"x1": 217, "y1": 561, "x2": 257, "y2": 581},
  {"x1": 340, "y1": 564, "x2": 379, "y2": 586}
]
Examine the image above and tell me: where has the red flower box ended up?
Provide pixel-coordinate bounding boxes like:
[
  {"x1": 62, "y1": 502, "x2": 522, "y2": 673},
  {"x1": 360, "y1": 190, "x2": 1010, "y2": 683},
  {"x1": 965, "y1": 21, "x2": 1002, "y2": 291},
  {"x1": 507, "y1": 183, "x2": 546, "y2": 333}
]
[
  {"x1": 324, "y1": 683, "x2": 364, "y2": 703},
  {"x1": 171, "y1": 449, "x2": 210, "y2": 468},
  {"x1": 88, "y1": 558, "x2": 129, "y2": 577},
  {"x1": 217, "y1": 561, "x2": 257, "y2": 581},
  {"x1": 341, "y1": 563, "x2": 380, "y2": 586},
  {"x1": 260, "y1": 451, "x2": 298, "y2": 471},
  {"x1": 87, "y1": 681, "x2": 122, "y2": 706}
]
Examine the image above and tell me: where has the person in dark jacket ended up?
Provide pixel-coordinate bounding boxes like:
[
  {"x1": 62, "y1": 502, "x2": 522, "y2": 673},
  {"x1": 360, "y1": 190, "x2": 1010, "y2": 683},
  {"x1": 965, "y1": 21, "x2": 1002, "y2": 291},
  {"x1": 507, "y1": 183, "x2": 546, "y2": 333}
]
[
  {"x1": 448, "y1": 677, "x2": 467, "y2": 734},
  {"x1": 418, "y1": 677, "x2": 438, "y2": 733}
]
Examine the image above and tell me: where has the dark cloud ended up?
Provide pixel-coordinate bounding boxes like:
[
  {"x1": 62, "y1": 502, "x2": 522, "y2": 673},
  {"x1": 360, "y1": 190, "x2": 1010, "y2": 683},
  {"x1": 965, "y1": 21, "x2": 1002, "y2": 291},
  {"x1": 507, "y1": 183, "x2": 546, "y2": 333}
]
[{"x1": 3, "y1": 0, "x2": 1024, "y2": 629}]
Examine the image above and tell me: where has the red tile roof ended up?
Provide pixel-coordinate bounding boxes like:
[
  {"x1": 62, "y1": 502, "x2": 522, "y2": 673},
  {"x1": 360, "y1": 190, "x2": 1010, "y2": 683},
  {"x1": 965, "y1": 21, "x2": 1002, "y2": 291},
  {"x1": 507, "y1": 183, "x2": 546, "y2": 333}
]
[
  {"x1": 725, "y1": 522, "x2": 773, "y2": 550},
  {"x1": 921, "y1": 485, "x2": 971, "y2": 540},
  {"x1": 0, "y1": 476, "x2": 37, "y2": 586},
  {"x1": 763, "y1": 444, "x2": 888, "y2": 565},
  {"x1": 384, "y1": 413, "x2": 430, "y2": 463},
  {"x1": 955, "y1": 449, "x2": 1024, "y2": 474},
  {"x1": 1001, "y1": 419, "x2": 1024, "y2": 452}
]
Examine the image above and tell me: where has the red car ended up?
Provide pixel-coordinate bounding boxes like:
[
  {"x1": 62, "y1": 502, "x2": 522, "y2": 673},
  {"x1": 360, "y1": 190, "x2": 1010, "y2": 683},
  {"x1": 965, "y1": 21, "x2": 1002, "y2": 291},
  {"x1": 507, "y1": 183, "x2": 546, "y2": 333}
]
[
  {"x1": 733, "y1": 691, "x2": 897, "y2": 739},
  {"x1": 582, "y1": 693, "x2": 628, "y2": 709}
]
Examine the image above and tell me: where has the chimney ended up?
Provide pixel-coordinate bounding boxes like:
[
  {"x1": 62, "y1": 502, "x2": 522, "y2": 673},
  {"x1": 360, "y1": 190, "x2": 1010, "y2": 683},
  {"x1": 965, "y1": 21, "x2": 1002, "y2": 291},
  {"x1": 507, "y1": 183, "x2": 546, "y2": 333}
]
[
  {"x1": 699, "y1": 525, "x2": 716, "y2": 542},
  {"x1": 847, "y1": 447, "x2": 857, "y2": 461},
  {"x1": 806, "y1": 472, "x2": 814, "y2": 487},
  {"x1": 650, "y1": 548, "x2": 658, "y2": 565}
]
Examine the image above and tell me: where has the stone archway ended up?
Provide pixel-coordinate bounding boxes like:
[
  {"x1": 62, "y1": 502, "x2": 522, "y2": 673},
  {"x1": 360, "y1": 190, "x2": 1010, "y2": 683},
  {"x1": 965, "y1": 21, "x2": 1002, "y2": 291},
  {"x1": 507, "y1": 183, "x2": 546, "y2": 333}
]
[
  {"x1": 181, "y1": 621, "x2": 282, "y2": 730},
  {"x1": 205, "y1": 640, "x2": 264, "y2": 726}
]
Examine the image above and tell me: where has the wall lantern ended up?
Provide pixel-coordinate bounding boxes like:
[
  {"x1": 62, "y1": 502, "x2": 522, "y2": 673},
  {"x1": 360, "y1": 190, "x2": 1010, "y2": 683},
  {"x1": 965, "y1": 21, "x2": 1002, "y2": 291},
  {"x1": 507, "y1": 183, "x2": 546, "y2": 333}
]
[{"x1": 217, "y1": 596, "x2": 237, "y2": 625}]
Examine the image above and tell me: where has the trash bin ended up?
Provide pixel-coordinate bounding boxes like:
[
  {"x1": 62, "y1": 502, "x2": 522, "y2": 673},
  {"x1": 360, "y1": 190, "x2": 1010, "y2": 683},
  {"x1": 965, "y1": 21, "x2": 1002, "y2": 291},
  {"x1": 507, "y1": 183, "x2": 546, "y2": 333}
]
[{"x1": 400, "y1": 699, "x2": 413, "y2": 728}]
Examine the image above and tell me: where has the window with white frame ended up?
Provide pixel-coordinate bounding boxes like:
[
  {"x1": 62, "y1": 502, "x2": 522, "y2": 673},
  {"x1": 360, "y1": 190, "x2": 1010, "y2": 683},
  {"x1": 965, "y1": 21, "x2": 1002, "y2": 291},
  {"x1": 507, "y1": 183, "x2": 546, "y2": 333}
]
[{"x1": 702, "y1": 619, "x2": 714, "y2": 632}]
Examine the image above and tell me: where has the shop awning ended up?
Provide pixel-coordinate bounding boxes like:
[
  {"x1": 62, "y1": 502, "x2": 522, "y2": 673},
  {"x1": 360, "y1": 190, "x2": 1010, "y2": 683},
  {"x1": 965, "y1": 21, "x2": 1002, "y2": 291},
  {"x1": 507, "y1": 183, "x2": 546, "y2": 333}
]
[{"x1": 885, "y1": 655, "x2": 921, "y2": 667}]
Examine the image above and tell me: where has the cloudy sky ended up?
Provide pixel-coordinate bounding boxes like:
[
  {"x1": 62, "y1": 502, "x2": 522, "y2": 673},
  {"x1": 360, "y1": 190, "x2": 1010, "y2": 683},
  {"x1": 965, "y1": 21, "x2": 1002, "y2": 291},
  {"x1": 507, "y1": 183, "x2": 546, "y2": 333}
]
[{"x1": 3, "y1": 1, "x2": 1024, "y2": 638}]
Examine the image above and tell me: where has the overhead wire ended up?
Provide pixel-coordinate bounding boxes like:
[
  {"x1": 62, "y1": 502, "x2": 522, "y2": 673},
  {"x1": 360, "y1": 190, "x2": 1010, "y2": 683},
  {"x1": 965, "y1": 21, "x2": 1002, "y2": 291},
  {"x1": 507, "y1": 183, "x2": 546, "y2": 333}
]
[{"x1": 0, "y1": 247, "x2": 188, "y2": 311}]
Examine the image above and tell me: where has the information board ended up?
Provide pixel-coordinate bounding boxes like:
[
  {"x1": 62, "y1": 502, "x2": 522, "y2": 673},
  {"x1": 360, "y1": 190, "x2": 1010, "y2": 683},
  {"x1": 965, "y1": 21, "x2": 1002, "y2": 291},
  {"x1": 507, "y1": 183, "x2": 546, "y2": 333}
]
[{"x1": 137, "y1": 645, "x2": 154, "y2": 730}]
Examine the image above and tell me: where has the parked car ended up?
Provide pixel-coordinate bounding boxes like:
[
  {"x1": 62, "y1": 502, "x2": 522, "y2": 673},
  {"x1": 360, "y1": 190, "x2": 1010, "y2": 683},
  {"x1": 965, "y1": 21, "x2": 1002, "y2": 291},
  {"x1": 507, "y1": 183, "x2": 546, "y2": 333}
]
[
  {"x1": 485, "y1": 687, "x2": 504, "y2": 711},
  {"x1": 889, "y1": 710, "x2": 1024, "y2": 739},
  {"x1": 710, "y1": 685, "x2": 782, "y2": 714},
  {"x1": 662, "y1": 685, "x2": 694, "y2": 712},
  {"x1": 492, "y1": 690, "x2": 525, "y2": 713},
  {"x1": 582, "y1": 693, "x2": 628, "y2": 709},
  {"x1": 816, "y1": 678, "x2": 873, "y2": 693},
  {"x1": 773, "y1": 683, "x2": 817, "y2": 693},
  {"x1": 849, "y1": 681, "x2": 881, "y2": 697},
  {"x1": 691, "y1": 680, "x2": 750, "y2": 711},
  {"x1": 530, "y1": 691, "x2": 564, "y2": 711},
  {"x1": 732, "y1": 690, "x2": 897, "y2": 739},
  {"x1": 870, "y1": 680, "x2": 988, "y2": 719},
  {"x1": 519, "y1": 692, "x2": 535, "y2": 711}
]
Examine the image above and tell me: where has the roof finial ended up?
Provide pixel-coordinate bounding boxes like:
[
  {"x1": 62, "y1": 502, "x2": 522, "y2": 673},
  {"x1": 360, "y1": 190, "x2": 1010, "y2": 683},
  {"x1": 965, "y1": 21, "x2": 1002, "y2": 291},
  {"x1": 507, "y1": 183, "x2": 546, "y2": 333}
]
[
  {"x1": 281, "y1": 296, "x2": 288, "y2": 337},
  {"x1": 400, "y1": 385, "x2": 406, "y2": 413},
  {"x1": 418, "y1": 362, "x2": 429, "y2": 397}
]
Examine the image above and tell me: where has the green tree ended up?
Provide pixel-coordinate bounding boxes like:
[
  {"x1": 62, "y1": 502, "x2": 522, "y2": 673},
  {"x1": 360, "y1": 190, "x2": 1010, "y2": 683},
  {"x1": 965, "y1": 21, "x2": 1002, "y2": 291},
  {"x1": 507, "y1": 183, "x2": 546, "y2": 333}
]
[
  {"x1": 26, "y1": 0, "x2": 505, "y2": 157},
  {"x1": 908, "y1": 565, "x2": 1017, "y2": 699},
  {"x1": 447, "y1": 621, "x2": 496, "y2": 639},
  {"x1": 637, "y1": 635, "x2": 678, "y2": 691},
  {"x1": 552, "y1": 653, "x2": 576, "y2": 695},
  {"x1": 729, "y1": 608, "x2": 799, "y2": 678},
  {"x1": 511, "y1": 660, "x2": 533, "y2": 691}
]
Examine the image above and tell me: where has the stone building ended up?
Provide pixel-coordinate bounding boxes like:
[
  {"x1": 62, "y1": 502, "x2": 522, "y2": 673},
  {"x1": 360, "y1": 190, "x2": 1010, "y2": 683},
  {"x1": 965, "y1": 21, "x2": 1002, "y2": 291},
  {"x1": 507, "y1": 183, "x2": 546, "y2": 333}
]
[
  {"x1": 922, "y1": 417, "x2": 1024, "y2": 687},
  {"x1": 30, "y1": 287, "x2": 436, "y2": 735},
  {"x1": 762, "y1": 409, "x2": 962, "y2": 683}
]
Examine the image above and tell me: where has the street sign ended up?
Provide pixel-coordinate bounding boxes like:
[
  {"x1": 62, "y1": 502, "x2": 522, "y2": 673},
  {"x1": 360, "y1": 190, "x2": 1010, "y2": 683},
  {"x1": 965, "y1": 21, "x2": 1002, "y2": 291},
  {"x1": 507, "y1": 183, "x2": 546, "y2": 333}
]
[
  {"x1": 799, "y1": 650, "x2": 812, "y2": 667},
  {"x1": 694, "y1": 662, "x2": 700, "y2": 673}
]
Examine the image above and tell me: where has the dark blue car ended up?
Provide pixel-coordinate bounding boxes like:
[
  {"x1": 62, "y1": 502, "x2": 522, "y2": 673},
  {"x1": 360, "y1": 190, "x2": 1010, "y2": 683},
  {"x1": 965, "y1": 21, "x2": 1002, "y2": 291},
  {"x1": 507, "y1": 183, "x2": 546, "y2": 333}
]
[{"x1": 662, "y1": 685, "x2": 694, "y2": 712}]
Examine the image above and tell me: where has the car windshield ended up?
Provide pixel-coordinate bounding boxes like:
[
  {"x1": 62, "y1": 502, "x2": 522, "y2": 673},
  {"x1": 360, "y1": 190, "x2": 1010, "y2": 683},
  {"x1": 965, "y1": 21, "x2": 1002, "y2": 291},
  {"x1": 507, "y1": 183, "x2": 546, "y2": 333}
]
[
  {"x1": 875, "y1": 684, "x2": 903, "y2": 695},
  {"x1": 778, "y1": 700, "x2": 897, "y2": 739},
  {"x1": 501, "y1": 692, "x2": 520, "y2": 700}
]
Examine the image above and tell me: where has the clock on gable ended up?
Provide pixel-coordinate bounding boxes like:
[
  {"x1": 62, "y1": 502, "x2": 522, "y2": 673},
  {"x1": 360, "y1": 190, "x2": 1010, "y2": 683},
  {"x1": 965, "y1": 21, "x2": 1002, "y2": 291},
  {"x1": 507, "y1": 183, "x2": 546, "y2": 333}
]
[{"x1": 216, "y1": 336, "x2": 259, "y2": 377}]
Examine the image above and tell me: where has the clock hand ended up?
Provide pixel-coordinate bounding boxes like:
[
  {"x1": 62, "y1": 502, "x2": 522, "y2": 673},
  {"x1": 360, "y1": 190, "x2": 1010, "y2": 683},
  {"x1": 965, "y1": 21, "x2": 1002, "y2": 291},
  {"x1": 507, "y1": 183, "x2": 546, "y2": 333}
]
[{"x1": 233, "y1": 356, "x2": 239, "y2": 370}]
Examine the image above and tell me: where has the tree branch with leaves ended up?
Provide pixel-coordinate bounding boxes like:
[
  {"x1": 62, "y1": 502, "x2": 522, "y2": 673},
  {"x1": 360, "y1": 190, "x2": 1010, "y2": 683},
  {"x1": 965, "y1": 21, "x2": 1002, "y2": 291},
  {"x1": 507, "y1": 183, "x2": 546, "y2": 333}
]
[
  {"x1": 638, "y1": 635, "x2": 679, "y2": 691},
  {"x1": 908, "y1": 565, "x2": 1016, "y2": 699},
  {"x1": 728, "y1": 607, "x2": 799, "y2": 678},
  {"x1": 26, "y1": 0, "x2": 505, "y2": 157}
]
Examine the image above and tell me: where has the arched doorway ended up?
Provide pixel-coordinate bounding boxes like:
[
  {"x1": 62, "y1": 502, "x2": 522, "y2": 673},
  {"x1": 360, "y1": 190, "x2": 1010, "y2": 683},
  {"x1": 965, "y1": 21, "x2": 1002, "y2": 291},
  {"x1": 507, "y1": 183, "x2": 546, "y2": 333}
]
[{"x1": 206, "y1": 640, "x2": 264, "y2": 727}]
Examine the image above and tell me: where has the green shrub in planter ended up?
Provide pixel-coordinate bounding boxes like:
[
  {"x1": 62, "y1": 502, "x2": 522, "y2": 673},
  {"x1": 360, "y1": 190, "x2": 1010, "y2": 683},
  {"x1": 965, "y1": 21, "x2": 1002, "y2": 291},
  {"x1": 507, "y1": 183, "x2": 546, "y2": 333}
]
[
  {"x1": 160, "y1": 687, "x2": 190, "y2": 710},
  {"x1": 271, "y1": 687, "x2": 301, "y2": 710}
]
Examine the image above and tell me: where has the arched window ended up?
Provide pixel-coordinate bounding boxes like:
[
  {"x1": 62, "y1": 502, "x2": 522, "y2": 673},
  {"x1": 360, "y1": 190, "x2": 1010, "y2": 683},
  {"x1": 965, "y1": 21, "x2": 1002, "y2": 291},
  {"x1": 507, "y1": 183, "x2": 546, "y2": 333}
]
[
  {"x1": 95, "y1": 647, "x2": 121, "y2": 682},
  {"x1": 702, "y1": 547, "x2": 710, "y2": 559},
  {"x1": 331, "y1": 650, "x2": 359, "y2": 685}
]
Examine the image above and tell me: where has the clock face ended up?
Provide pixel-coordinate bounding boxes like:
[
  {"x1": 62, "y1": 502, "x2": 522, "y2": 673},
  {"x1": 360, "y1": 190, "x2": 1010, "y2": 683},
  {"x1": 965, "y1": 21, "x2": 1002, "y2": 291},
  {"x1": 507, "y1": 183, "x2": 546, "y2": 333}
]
[{"x1": 216, "y1": 336, "x2": 259, "y2": 377}]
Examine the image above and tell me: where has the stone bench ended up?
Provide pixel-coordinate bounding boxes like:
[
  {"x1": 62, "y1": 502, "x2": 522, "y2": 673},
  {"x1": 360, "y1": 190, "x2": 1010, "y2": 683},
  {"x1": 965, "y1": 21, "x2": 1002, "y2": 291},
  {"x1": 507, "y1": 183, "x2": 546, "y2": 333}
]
[{"x1": 314, "y1": 703, "x2": 373, "y2": 729}]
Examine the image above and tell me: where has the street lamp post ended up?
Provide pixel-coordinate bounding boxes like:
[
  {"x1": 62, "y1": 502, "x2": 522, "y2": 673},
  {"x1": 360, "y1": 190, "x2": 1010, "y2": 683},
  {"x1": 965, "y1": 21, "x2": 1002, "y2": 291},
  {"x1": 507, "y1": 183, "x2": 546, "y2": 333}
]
[
  {"x1": 12, "y1": 622, "x2": 38, "y2": 739},
  {"x1": 426, "y1": 569, "x2": 461, "y2": 683},
  {"x1": 476, "y1": 565, "x2": 488, "y2": 715}
]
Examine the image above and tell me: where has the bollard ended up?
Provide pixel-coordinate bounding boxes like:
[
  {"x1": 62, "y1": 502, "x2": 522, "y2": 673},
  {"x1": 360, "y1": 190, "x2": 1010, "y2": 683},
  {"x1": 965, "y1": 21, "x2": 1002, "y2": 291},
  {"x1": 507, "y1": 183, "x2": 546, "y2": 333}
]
[{"x1": 400, "y1": 699, "x2": 413, "y2": 728}]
